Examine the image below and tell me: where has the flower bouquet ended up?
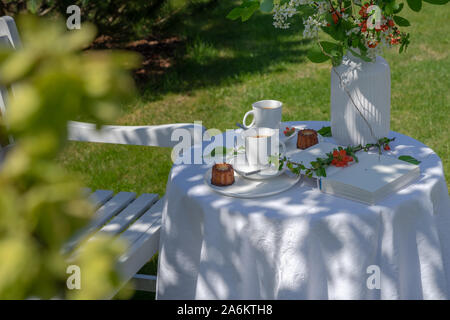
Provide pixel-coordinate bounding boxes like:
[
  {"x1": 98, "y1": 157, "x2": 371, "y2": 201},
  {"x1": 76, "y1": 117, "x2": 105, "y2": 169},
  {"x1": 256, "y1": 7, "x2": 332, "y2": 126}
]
[{"x1": 228, "y1": 0, "x2": 448, "y2": 146}]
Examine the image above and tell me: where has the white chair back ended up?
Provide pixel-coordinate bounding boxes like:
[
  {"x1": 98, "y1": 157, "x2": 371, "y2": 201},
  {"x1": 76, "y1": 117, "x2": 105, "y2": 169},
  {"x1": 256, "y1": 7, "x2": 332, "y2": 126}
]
[
  {"x1": 0, "y1": 16, "x2": 19, "y2": 150},
  {"x1": 0, "y1": 16, "x2": 21, "y2": 49}
]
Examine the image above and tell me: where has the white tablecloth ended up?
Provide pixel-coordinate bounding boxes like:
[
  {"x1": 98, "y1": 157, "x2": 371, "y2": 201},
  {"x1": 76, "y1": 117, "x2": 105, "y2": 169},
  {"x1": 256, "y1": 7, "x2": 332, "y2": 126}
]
[{"x1": 156, "y1": 121, "x2": 450, "y2": 299}]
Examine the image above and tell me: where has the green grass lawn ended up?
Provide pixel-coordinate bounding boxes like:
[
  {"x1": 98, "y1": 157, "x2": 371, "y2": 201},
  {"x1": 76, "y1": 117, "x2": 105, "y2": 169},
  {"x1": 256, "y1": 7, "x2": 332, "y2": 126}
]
[{"x1": 59, "y1": 1, "x2": 449, "y2": 196}]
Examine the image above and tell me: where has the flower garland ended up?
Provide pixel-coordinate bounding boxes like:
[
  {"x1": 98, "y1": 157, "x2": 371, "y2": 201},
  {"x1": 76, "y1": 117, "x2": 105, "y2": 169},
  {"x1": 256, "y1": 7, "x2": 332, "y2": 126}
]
[
  {"x1": 276, "y1": 135, "x2": 396, "y2": 177},
  {"x1": 210, "y1": 127, "x2": 421, "y2": 176}
]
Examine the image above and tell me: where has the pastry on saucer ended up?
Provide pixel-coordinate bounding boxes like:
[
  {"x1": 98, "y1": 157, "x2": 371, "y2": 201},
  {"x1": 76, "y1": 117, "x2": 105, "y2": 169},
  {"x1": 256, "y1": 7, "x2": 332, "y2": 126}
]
[
  {"x1": 297, "y1": 129, "x2": 319, "y2": 150},
  {"x1": 211, "y1": 163, "x2": 235, "y2": 186}
]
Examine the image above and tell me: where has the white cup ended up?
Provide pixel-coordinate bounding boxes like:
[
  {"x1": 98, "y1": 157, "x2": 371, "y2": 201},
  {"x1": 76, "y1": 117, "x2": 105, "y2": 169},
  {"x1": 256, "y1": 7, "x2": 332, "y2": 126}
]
[
  {"x1": 242, "y1": 100, "x2": 282, "y2": 129},
  {"x1": 242, "y1": 127, "x2": 286, "y2": 168}
]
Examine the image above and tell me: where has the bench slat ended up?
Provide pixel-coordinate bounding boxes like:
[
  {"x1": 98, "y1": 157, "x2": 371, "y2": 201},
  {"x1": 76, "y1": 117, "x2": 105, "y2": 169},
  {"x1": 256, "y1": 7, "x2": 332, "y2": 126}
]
[
  {"x1": 132, "y1": 274, "x2": 157, "y2": 292},
  {"x1": 99, "y1": 193, "x2": 159, "y2": 236},
  {"x1": 65, "y1": 191, "x2": 136, "y2": 252},
  {"x1": 119, "y1": 198, "x2": 163, "y2": 247},
  {"x1": 89, "y1": 189, "x2": 114, "y2": 208},
  {"x1": 106, "y1": 198, "x2": 165, "y2": 298},
  {"x1": 91, "y1": 191, "x2": 136, "y2": 228}
]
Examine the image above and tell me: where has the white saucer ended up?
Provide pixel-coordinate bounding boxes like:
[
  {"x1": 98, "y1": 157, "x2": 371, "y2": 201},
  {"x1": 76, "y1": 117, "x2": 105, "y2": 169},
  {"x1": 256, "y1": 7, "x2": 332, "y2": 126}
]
[
  {"x1": 204, "y1": 169, "x2": 301, "y2": 198},
  {"x1": 229, "y1": 157, "x2": 284, "y2": 180}
]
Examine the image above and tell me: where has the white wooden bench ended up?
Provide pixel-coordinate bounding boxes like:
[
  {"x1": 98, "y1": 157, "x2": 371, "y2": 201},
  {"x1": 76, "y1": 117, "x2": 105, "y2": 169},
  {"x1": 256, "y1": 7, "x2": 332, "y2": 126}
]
[{"x1": 0, "y1": 16, "x2": 206, "y2": 298}]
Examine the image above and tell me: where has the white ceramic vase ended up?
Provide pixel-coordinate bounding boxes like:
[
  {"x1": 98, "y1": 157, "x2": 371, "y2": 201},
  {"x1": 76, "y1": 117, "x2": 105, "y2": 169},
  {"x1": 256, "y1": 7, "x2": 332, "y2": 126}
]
[{"x1": 330, "y1": 53, "x2": 391, "y2": 146}]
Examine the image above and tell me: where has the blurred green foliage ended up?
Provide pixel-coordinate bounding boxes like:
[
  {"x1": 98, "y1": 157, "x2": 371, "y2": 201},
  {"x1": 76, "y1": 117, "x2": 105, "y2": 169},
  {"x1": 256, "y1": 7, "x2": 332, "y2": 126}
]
[
  {"x1": 0, "y1": 0, "x2": 216, "y2": 40},
  {"x1": 0, "y1": 15, "x2": 139, "y2": 299}
]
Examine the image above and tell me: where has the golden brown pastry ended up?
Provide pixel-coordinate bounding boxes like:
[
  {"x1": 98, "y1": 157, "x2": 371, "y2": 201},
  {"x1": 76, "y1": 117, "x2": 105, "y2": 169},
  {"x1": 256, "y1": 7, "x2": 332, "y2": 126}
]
[
  {"x1": 297, "y1": 129, "x2": 319, "y2": 150},
  {"x1": 211, "y1": 163, "x2": 235, "y2": 186}
]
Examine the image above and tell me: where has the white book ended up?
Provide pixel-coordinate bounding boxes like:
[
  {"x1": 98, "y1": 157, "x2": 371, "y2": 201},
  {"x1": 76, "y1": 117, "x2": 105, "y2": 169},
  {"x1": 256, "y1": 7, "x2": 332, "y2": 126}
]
[{"x1": 286, "y1": 142, "x2": 421, "y2": 205}]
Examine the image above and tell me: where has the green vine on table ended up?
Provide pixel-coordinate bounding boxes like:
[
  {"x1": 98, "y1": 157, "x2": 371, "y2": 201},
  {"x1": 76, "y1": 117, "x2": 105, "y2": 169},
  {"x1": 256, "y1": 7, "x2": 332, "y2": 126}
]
[
  {"x1": 317, "y1": 126, "x2": 332, "y2": 137},
  {"x1": 277, "y1": 126, "x2": 422, "y2": 177},
  {"x1": 208, "y1": 126, "x2": 421, "y2": 176},
  {"x1": 277, "y1": 136, "x2": 396, "y2": 178}
]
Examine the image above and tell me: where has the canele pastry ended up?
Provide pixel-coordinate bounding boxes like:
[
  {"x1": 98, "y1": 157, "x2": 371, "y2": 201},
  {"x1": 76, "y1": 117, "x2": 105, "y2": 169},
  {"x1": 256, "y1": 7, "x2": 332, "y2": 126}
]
[
  {"x1": 297, "y1": 129, "x2": 319, "y2": 150},
  {"x1": 211, "y1": 163, "x2": 235, "y2": 186}
]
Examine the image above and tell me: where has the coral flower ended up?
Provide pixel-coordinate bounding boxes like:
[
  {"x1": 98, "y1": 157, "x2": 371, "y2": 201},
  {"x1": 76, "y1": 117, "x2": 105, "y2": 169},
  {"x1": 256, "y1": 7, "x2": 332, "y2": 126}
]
[
  {"x1": 360, "y1": 21, "x2": 367, "y2": 33},
  {"x1": 389, "y1": 37, "x2": 400, "y2": 45},
  {"x1": 359, "y1": 3, "x2": 370, "y2": 17},
  {"x1": 331, "y1": 149, "x2": 354, "y2": 167},
  {"x1": 332, "y1": 12, "x2": 339, "y2": 24}
]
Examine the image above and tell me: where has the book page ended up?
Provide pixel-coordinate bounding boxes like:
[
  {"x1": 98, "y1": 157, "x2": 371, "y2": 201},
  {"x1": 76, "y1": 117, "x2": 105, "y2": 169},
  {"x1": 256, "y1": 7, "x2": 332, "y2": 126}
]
[{"x1": 325, "y1": 152, "x2": 419, "y2": 192}]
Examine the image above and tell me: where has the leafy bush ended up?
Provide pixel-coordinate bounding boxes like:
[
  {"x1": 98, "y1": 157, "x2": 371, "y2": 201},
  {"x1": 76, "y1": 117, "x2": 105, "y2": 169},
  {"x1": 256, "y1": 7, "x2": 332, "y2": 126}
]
[
  {"x1": 0, "y1": 15, "x2": 139, "y2": 299},
  {"x1": 0, "y1": 0, "x2": 170, "y2": 38},
  {"x1": 0, "y1": 1, "x2": 215, "y2": 40}
]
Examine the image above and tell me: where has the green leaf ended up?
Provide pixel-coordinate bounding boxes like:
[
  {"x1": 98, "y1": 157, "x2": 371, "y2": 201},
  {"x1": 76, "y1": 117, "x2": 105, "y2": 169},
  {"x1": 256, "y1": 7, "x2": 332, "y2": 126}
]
[
  {"x1": 226, "y1": 8, "x2": 243, "y2": 20},
  {"x1": 27, "y1": 0, "x2": 40, "y2": 14},
  {"x1": 398, "y1": 155, "x2": 421, "y2": 165},
  {"x1": 357, "y1": 41, "x2": 368, "y2": 54},
  {"x1": 394, "y1": 3, "x2": 405, "y2": 13},
  {"x1": 226, "y1": 0, "x2": 260, "y2": 21},
  {"x1": 399, "y1": 32, "x2": 410, "y2": 53},
  {"x1": 317, "y1": 167, "x2": 327, "y2": 177},
  {"x1": 241, "y1": 2, "x2": 260, "y2": 21},
  {"x1": 407, "y1": 0, "x2": 422, "y2": 11},
  {"x1": 268, "y1": 154, "x2": 279, "y2": 165},
  {"x1": 384, "y1": 3, "x2": 394, "y2": 15},
  {"x1": 319, "y1": 41, "x2": 342, "y2": 61},
  {"x1": 423, "y1": 0, "x2": 448, "y2": 4},
  {"x1": 348, "y1": 48, "x2": 373, "y2": 62},
  {"x1": 260, "y1": 0, "x2": 274, "y2": 12},
  {"x1": 318, "y1": 126, "x2": 332, "y2": 137},
  {"x1": 297, "y1": 4, "x2": 315, "y2": 16},
  {"x1": 307, "y1": 45, "x2": 330, "y2": 63},
  {"x1": 323, "y1": 22, "x2": 346, "y2": 42},
  {"x1": 393, "y1": 16, "x2": 411, "y2": 27}
]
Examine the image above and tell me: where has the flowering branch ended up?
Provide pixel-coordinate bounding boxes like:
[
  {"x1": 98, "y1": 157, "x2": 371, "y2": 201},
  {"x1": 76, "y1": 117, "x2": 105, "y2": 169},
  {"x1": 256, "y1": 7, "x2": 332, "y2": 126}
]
[
  {"x1": 276, "y1": 136, "x2": 396, "y2": 178},
  {"x1": 225, "y1": 0, "x2": 448, "y2": 64}
]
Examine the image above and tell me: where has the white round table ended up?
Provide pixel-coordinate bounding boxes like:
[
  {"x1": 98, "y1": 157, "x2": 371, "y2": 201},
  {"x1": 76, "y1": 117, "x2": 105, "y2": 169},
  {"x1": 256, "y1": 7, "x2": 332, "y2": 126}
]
[{"x1": 156, "y1": 121, "x2": 450, "y2": 299}]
